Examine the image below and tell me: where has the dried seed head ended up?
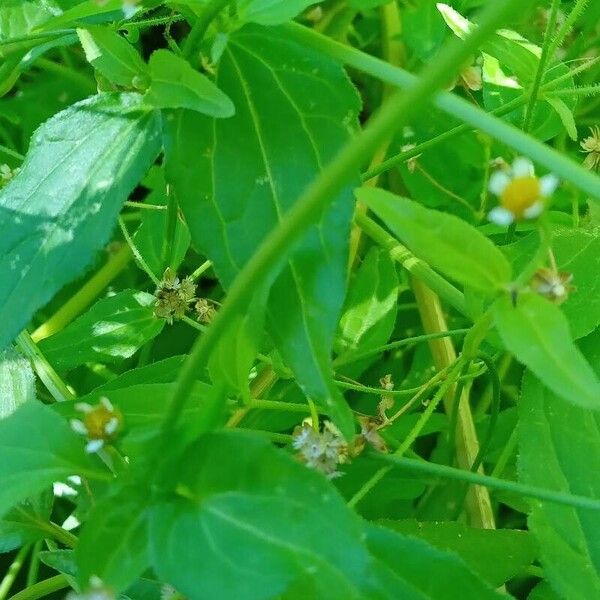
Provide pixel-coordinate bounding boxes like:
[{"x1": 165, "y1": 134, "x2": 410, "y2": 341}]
[
  {"x1": 195, "y1": 298, "x2": 217, "y2": 324},
  {"x1": 530, "y1": 268, "x2": 574, "y2": 304},
  {"x1": 580, "y1": 126, "x2": 600, "y2": 171},
  {"x1": 154, "y1": 269, "x2": 196, "y2": 324},
  {"x1": 293, "y1": 419, "x2": 348, "y2": 479}
]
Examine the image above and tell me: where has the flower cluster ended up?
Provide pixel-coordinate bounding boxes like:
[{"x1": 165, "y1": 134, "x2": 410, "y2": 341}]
[
  {"x1": 488, "y1": 157, "x2": 558, "y2": 226},
  {"x1": 195, "y1": 298, "x2": 218, "y2": 324},
  {"x1": 580, "y1": 126, "x2": 600, "y2": 171},
  {"x1": 70, "y1": 397, "x2": 123, "y2": 454},
  {"x1": 530, "y1": 268, "x2": 574, "y2": 304},
  {"x1": 154, "y1": 268, "x2": 196, "y2": 324},
  {"x1": 67, "y1": 576, "x2": 114, "y2": 600},
  {"x1": 292, "y1": 420, "x2": 348, "y2": 479}
]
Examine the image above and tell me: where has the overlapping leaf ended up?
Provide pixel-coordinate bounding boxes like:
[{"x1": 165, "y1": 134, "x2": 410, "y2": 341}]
[
  {"x1": 163, "y1": 25, "x2": 360, "y2": 436},
  {"x1": 0, "y1": 93, "x2": 161, "y2": 349}
]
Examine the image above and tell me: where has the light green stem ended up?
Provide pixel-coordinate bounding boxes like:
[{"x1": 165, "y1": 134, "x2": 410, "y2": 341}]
[
  {"x1": 182, "y1": 0, "x2": 232, "y2": 59},
  {"x1": 286, "y1": 22, "x2": 600, "y2": 199},
  {"x1": 161, "y1": 0, "x2": 527, "y2": 440},
  {"x1": 371, "y1": 452, "x2": 600, "y2": 511},
  {"x1": 0, "y1": 545, "x2": 29, "y2": 600}
]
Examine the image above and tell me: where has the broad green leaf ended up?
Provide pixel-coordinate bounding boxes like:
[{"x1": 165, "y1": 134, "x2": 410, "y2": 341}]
[
  {"x1": 380, "y1": 519, "x2": 537, "y2": 586},
  {"x1": 39, "y1": 549, "x2": 76, "y2": 576},
  {"x1": 519, "y1": 331, "x2": 600, "y2": 599},
  {"x1": 0, "y1": 0, "x2": 61, "y2": 46},
  {"x1": 237, "y1": 0, "x2": 322, "y2": 25},
  {"x1": 77, "y1": 490, "x2": 149, "y2": 592},
  {"x1": 163, "y1": 25, "x2": 360, "y2": 437},
  {"x1": 0, "y1": 401, "x2": 104, "y2": 517},
  {"x1": 402, "y1": 0, "x2": 447, "y2": 60},
  {"x1": 145, "y1": 50, "x2": 234, "y2": 118},
  {"x1": 0, "y1": 93, "x2": 161, "y2": 349},
  {"x1": 38, "y1": 290, "x2": 164, "y2": 371},
  {"x1": 77, "y1": 25, "x2": 149, "y2": 89},
  {"x1": 365, "y1": 524, "x2": 504, "y2": 599},
  {"x1": 0, "y1": 490, "x2": 53, "y2": 553},
  {"x1": 493, "y1": 293, "x2": 600, "y2": 409},
  {"x1": 359, "y1": 187, "x2": 511, "y2": 293},
  {"x1": 504, "y1": 227, "x2": 600, "y2": 339},
  {"x1": 0, "y1": 346, "x2": 35, "y2": 419},
  {"x1": 149, "y1": 430, "x2": 374, "y2": 599},
  {"x1": 335, "y1": 247, "x2": 399, "y2": 375}
]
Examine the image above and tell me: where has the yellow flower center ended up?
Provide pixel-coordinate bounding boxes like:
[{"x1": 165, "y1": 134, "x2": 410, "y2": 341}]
[
  {"x1": 500, "y1": 176, "x2": 541, "y2": 219},
  {"x1": 84, "y1": 405, "x2": 122, "y2": 440}
]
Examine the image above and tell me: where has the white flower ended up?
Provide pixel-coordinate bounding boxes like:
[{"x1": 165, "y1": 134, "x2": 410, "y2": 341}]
[
  {"x1": 70, "y1": 397, "x2": 122, "y2": 454},
  {"x1": 488, "y1": 157, "x2": 559, "y2": 226},
  {"x1": 66, "y1": 576, "x2": 114, "y2": 600},
  {"x1": 292, "y1": 420, "x2": 348, "y2": 479}
]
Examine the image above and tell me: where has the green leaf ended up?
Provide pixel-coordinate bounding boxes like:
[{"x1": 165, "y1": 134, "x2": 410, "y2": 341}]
[
  {"x1": 0, "y1": 490, "x2": 53, "y2": 553},
  {"x1": 519, "y1": 331, "x2": 600, "y2": 599},
  {"x1": 0, "y1": 346, "x2": 36, "y2": 419},
  {"x1": 546, "y1": 96, "x2": 578, "y2": 141},
  {"x1": 38, "y1": 290, "x2": 164, "y2": 371},
  {"x1": 237, "y1": 0, "x2": 321, "y2": 25},
  {"x1": 0, "y1": 93, "x2": 161, "y2": 349},
  {"x1": 77, "y1": 490, "x2": 149, "y2": 592},
  {"x1": 335, "y1": 247, "x2": 399, "y2": 373},
  {"x1": 359, "y1": 187, "x2": 511, "y2": 293},
  {"x1": 503, "y1": 227, "x2": 600, "y2": 339},
  {"x1": 0, "y1": 401, "x2": 104, "y2": 517},
  {"x1": 493, "y1": 293, "x2": 600, "y2": 409},
  {"x1": 365, "y1": 524, "x2": 504, "y2": 599},
  {"x1": 144, "y1": 50, "x2": 234, "y2": 118},
  {"x1": 379, "y1": 519, "x2": 537, "y2": 586},
  {"x1": 163, "y1": 25, "x2": 360, "y2": 437},
  {"x1": 77, "y1": 25, "x2": 149, "y2": 89},
  {"x1": 149, "y1": 430, "x2": 374, "y2": 599}
]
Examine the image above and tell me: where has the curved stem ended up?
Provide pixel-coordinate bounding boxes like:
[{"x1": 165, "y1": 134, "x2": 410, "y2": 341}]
[
  {"x1": 182, "y1": 0, "x2": 232, "y2": 60},
  {"x1": 7, "y1": 575, "x2": 68, "y2": 600}
]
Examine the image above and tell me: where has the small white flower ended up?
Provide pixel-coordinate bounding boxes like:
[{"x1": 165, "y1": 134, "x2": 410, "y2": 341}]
[
  {"x1": 70, "y1": 397, "x2": 122, "y2": 454},
  {"x1": 66, "y1": 576, "x2": 114, "y2": 600},
  {"x1": 488, "y1": 157, "x2": 558, "y2": 226}
]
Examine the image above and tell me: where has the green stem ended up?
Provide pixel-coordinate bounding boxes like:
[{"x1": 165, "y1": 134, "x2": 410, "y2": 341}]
[
  {"x1": 370, "y1": 452, "x2": 600, "y2": 511},
  {"x1": 334, "y1": 329, "x2": 469, "y2": 368},
  {"x1": 246, "y1": 399, "x2": 313, "y2": 414},
  {"x1": 491, "y1": 427, "x2": 519, "y2": 478},
  {"x1": 25, "y1": 541, "x2": 42, "y2": 588},
  {"x1": 355, "y1": 213, "x2": 467, "y2": 316},
  {"x1": 182, "y1": 0, "x2": 232, "y2": 60},
  {"x1": 546, "y1": 0, "x2": 589, "y2": 62},
  {"x1": 160, "y1": 0, "x2": 537, "y2": 442},
  {"x1": 7, "y1": 575, "x2": 69, "y2": 600},
  {"x1": 31, "y1": 244, "x2": 131, "y2": 342},
  {"x1": 522, "y1": 0, "x2": 560, "y2": 133},
  {"x1": 191, "y1": 259, "x2": 213, "y2": 281},
  {"x1": 162, "y1": 186, "x2": 179, "y2": 271},
  {"x1": 547, "y1": 85, "x2": 600, "y2": 98},
  {"x1": 0, "y1": 144, "x2": 24, "y2": 161},
  {"x1": 0, "y1": 545, "x2": 29, "y2": 600},
  {"x1": 118, "y1": 216, "x2": 159, "y2": 285},
  {"x1": 16, "y1": 332, "x2": 74, "y2": 402},
  {"x1": 286, "y1": 22, "x2": 600, "y2": 200}
]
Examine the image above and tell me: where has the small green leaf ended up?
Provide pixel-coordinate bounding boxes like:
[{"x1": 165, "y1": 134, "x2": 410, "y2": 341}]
[
  {"x1": 237, "y1": 0, "x2": 322, "y2": 25},
  {"x1": 379, "y1": 519, "x2": 537, "y2": 586},
  {"x1": 0, "y1": 93, "x2": 162, "y2": 350},
  {"x1": 38, "y1": 290, "x2": 164, "y2": 371},
  {"x1": 359, "y1": 187, "x2": 511, "y2": 293},
  {"x1": 335, "y1": 247, "x2": 399, "y2": 373},
  {"x1": 0, "y1": 346, "x2": 36, "y2": 419},
  {"x1": 546, "y1": 96, "x2": 578, "y2": 141},
  {"x1": 149, "y1": 430, "x2": 374, "y2": 599},
  {"x1": 77, "y1": 25, "x2": 149, "y2": 89},
  {"x1": 365, "y1": 524, "x2": 504, "y2": 599},
  {"x1": 493, "y1": 293, "x2": 600, "y2": 409},
  {"x1": 0, "y1": 401, "x2": 104, "y2": 518},
  {"x1": 0, "y1": 490, "x2": 53, "y2": 553},
  {"x1": 519, "y1": 331, "x2": 600, "y2": 599},
  {"x1": 145, "y1": 50, "x2": 234, "y2": 118}
]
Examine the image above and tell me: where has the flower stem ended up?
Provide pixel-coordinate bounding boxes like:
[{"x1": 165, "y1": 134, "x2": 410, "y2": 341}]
[
  {"x1": 6, "y1": 575, "x2": 69, "y2": 600},
  {"x1": 0, "y1": 545, "x2": 29, "y2": 600}
]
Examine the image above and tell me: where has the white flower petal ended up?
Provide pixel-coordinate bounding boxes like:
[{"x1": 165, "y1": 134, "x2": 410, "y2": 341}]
[
  {"x1": 74, "y1": 402, "x2": 93, "y2": 414},
  {"x1": 512, "y1": 157, "x2": 535, "y2": 178},
  {"x1": 539, "y1": 174, "x2": 559, "y2": 197},
  {"x1": 70, "y1": 419, "x2": 88, "y2": 435},
  {"x1": 104, "y1": 417, "x2": 119, "y2": 436},
  {"x1": 523, "y1": 201, "x2": 544, "y2": 219},
  {"x1": 85, "y1": 439, "x2": 104, "y2": 454},
  {"x1": 488, "y1": 206, "x2": 515, "y2": 226},
  {"x1": 488, "y1": 171, "x2": 511, "y2": 196},
  {"x1": 100, "y1": 396, "x2": 114, "y2": 412}
]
